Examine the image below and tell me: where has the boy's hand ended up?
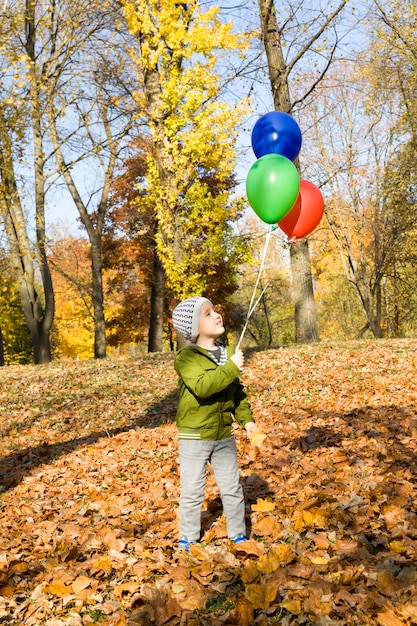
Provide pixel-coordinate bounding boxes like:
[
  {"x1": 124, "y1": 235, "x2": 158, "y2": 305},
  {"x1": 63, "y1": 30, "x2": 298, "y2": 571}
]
[
  {"x1": 245, "y1": 421, "x2": 257, "y2": 439},
  {"x1": 231, "y1": 349, "x2": 244, "y2": 370}
]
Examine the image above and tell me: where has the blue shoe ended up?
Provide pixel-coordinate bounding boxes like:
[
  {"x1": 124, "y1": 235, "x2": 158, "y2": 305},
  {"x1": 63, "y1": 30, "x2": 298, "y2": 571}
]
[
  {"x1": 231, "y1": 534, "x2": 248, "y2": 544},
  {"x1": 178, "y1": 537, "x2": 195, "y2": 552}
]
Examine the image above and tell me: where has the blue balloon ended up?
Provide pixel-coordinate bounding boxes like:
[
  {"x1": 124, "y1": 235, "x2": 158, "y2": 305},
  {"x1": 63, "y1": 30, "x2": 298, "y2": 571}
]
[{"x1": 251, "y1": 111, "x2": 302, "y2": 161}]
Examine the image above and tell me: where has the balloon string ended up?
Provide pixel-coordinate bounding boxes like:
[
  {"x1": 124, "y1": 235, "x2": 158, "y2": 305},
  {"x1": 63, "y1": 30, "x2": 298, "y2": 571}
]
[{"x1": 236, "y1": 227, "x2": 272, "y2": 352}]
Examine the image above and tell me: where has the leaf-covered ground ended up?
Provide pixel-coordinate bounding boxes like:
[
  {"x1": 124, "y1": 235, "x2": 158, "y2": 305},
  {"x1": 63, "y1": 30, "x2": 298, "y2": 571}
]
[{"x1": 1, "y1": 340, "x2": 417, "y2": 626}]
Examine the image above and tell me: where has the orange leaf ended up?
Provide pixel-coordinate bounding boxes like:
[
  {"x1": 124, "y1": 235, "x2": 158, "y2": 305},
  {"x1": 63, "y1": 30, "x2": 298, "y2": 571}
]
[
  {"x1": 304, "y1": 593, "x2": 333, "y2": 617},
  {"x1": 272, "y1": 543, "x2": 296, "y2": 565},
  {"x1": 249, "y1": 428, "x2": 267, "y2": 448},
  {"x1": 92, "y1": 555, "x2": 113, "y2": 575},
  {"x1": 232, "y1": 540, "x2": 265, "y2": 557},
  {"x1": 280, "y1": 599, "x2": 301, "y2": 613},
  {"x1": 307, "y1": 553, "x2": 331, "y2": 566},
  {"x1": 233, "y1": 595, "x2": 254, "y2": 626},
  {"x1": 171, "y1": 578, "x2": 206, "y2": 611},
  {"x1": 383, "y1": 505, "x2": 406, "y2": 531},
  {"x1": 256, "y1": 549, "x2": 281, "y2": 574},
  {"x1": 252, "y1": 498, "x2": 275, "y2": 512},
  {"x1": 313, "y1": 532, "x2": 330, "y2": 549},
  {"x1": 72, "y1": 576, "x2": 94, "y2": 594},
  {"x1": 399, "y1": 604, "x2": 417, "y2": 620},
  {"x1": 240, "y1": 560, "x2": 259, "y2": 584},
  {"x1": 376, "y1": 608, "x2": 406, "y2": 626},
  {"x1": 114, "y1": 581, "x2": 141, "y2": 599},
  {"x1": 245, "y1": 580, "x2": 278, "y2": 610},
  {"x1": 44, "y1": 579, "x2": 74, "y2": 597},
  {"x1": 252, "y1": 514, "x2": 281, "y2": 537},
  {"x1": 0, "y1": 586, "x2": 14, "y2": 597}
]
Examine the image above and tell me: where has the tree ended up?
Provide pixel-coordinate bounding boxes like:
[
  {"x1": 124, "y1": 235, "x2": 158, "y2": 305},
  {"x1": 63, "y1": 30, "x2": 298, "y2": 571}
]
[
  {"x1": 377, "y1": 142, "x2": 417, "y2": 336},
  {"x1": 105, "y1": 134, "x2": 250, "y2": 350},
  {"x1": 256, "y1": 0, "x2": 350, "y2": 343},
  {"x1": 365, "y1": 0, "x2": 417, "y2": 337},
  {"x1": 121, "y1": 0, "x2": 251, "y2": 350},
  {"x1": 103, "y1": 138, "x2": 157, "y2": 348},
  {"x1": 309, "y1": 222, "x2": 370, "y2": 340},
  {"x1": 300, "y1": 58, "x2": 417, "y2": 338},
  {"x1": 0, "y1": 247, "x2": 33, "y2": 365},
  {"x1": 49, "y1": 236, "x2": 95, "y2": 358},
  {"x1": 0, "y1": 0, "x2": 140, "y2": 361},
  {"x1": 44, "y1": 0, "x2": 140, "y2": 358},
  {"x1": 0, "y1": 5, "x2": 55, "y2": 364}
]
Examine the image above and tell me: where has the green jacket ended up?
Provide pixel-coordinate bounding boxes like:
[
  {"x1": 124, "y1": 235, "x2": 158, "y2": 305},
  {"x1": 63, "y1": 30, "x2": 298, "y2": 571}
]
[{"x1": 174, "y1": 344, "x2": 254, "y2": 440}]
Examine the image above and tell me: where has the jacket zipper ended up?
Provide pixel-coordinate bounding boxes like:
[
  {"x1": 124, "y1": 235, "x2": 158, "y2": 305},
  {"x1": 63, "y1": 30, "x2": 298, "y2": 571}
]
[
  {"x1": 200, "y1": 347, "x2": 224, "y2": 440},
  {"x1": 216, "y1": 401, "x2": 224, "y2": 440}
]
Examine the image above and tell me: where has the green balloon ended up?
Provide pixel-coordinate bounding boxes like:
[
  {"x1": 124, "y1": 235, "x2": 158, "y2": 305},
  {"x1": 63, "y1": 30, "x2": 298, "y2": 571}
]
[{"x1": 246, "y1": 154, "x2": 300, "y2": 224}]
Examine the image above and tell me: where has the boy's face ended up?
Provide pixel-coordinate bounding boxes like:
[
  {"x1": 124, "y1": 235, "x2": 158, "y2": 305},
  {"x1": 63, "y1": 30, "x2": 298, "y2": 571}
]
[{"x1": 198, "y1": 301, "x2": 225, "y2": 340}]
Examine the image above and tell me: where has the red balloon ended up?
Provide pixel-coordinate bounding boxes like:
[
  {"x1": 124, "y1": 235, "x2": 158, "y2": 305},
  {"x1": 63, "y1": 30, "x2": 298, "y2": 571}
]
[{"x1": 278, "y1": 179, "x2": 324, "y2": 240}]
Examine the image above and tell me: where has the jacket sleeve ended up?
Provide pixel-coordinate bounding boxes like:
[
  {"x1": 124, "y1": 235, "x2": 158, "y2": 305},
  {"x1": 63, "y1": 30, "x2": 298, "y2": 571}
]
[
  {"x1": 233, "y1": 379, "x2": 254, "y2": 428},
  {"x1": 175, "y1": 347, "x2": 241, "y2": 399}
]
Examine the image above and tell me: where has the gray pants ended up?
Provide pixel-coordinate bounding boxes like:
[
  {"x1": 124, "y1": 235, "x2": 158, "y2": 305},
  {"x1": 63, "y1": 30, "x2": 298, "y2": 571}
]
[{"x1": 178, "y1": 437, "x2": 246, "y2": 541}]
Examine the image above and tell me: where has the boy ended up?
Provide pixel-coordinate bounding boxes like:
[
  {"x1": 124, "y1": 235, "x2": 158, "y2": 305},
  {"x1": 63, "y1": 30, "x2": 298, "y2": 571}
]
[{"x1": 172, "y1": 296, "x2": 256, "y2": 551}]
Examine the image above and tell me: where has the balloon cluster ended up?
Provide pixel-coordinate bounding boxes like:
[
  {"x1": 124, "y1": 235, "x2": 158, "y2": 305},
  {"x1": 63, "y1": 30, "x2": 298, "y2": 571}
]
[{"x1": 246, "y1": 111, "x2": 324, "y2": 241}]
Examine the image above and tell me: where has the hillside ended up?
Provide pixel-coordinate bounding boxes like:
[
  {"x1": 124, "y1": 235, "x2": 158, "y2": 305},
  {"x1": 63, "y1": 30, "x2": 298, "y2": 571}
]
[{"x1": 1, "y1": 340, "x2": 417, "y2": 625}]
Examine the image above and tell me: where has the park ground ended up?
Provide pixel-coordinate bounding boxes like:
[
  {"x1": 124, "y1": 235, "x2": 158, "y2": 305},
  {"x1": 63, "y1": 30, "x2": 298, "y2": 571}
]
[{"x1": 0, "y1": 339, "x2": 417, "y2": 625}]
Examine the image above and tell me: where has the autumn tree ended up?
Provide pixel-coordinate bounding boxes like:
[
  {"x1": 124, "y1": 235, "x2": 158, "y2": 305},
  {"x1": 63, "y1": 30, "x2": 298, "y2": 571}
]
[
  {"x1": 103, "y1": 138, "x2": 156, "y2": 349},
  {"x1": 0, "y1": 0, "x2": 140, "y2": 361},
  {"x1": 285, "y1": 0, "x2": 417, "y2": 339},
  {"x1": 309, "y1": 223, "x2": 369, "y2": 340},
  {"x1": 121, "y1": 0, "x2": 251, "y2": 349},
  {"x1": 49, "y1": 236, "x2": 96, "y2": 358},
  {"x1": 366, "y1": 0, "x2": 417, "y2": 335},
  {"x1": 299, "y1": 57, "x2": 417, "y2": 338},
  {"x1": 256, "y1": 0, "x2": 350, "y2": 343},
  {"x1": 44, "y1": 1, "x2": 140, "y2": 358},
  {"x1": 0, "y1": 5, "x2": 55, "y2": 363},
  {"x1": 105, "y1": 134, "x2": 249, "y2": 350}
]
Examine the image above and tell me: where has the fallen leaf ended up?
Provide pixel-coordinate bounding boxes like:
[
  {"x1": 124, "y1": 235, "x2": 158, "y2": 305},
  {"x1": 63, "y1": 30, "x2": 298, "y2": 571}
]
[
  {"x1": 252, "y1": 498, "x2": 275, "y2": 512},
  {"x1": 280, "y1": 598, "x2": 301, "y2": 613},
  {"x1": 232, "y1": 595, "x2": 254, "y2": 626},
  {"x1": 44, "y1": 579, "x2": 74, "y2": 597},
  {"x1": 249, "y1": 428, "x2": 267, "y2": 448},
  {"x1": 91, "y1": 555, "x2": 113, "y2": 576},
  {"x1": 376, "y1": 608, "x2": 406, "y2": 626}
]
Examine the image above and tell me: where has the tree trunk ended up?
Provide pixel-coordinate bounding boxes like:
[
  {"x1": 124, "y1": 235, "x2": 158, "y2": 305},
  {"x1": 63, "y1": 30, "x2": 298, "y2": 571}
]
[
  {"x1": 148, "y1": 249, "x2": 166, "y2": 352},
  {"x1": 257, "y1": 0, "x2": 319, "y2": 344},
  {"x1": 0, "y1": 108, "x2": 53, "y2": 365},
  {"x1": 355, "y1": 279, "x2": 383, "y2": 338},
  {"x1": 31, "y1": 323, "x2": 52, "y2": 364},
  {"x1": 290, "y1": 240, "x2": 319, "y2": 342},
  {"x1": 30, "y1": 81, "x2": 55, "y2": 361},
  {"x1": 91, "y1": 239, "x2": 107, "y2": 359},
  {"x1": 0, "y1": 327, "x2": 4, "y2": 366},
  {"x1": 0, "y1": 1, "x2": 56, "y2": 365},
  {"x1": 47, "y1": 94, "x2": 119, "y2": 360}
]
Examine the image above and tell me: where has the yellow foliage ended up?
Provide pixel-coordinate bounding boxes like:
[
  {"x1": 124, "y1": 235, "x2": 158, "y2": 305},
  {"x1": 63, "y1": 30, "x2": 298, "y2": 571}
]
[{"x1": 121, "y1": 0, "x2": 252, "y2": 298}]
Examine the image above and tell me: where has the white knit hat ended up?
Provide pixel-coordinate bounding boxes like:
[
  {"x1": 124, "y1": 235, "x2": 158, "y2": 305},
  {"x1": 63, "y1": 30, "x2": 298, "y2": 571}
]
[{"x1": 172, "y1": 296, "x2": 211, "y2": 342}]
